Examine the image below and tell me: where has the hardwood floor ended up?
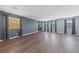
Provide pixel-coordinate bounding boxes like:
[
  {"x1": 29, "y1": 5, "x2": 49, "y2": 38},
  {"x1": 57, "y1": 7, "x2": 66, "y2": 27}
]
[{"x1": 0, "y1": 32, "x2": 79, "y2": 53}]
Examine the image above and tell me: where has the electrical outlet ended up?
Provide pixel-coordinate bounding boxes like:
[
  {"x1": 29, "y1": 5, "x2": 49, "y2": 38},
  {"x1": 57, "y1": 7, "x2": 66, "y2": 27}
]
[{"x1": 16, "y1": 33, "x2": 18, "y2": 35}]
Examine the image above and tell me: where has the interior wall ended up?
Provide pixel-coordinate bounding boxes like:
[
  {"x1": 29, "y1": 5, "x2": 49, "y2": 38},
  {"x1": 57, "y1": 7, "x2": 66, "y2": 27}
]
[
  {"x1": 8, "y1": 16, "x2": 21, "y2": 38},
  {"x1": 22, "y1": 18, "x2": 38, "y2": 34},
  {"x1": 0, "y1": 13, "x2": 6, "y2": 40},
  {"x1": 0, "y1": 11, "x2": 38, "y2": 40}
]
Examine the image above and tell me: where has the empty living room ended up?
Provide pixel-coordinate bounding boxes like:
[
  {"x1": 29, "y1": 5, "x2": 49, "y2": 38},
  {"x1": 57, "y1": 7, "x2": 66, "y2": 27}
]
[
  {"x1": 0, "y1": 5, "x2": 79, "y2": 53},
  {"x1": 1, "y1": 0, "x2": 79, "y2": 59}
]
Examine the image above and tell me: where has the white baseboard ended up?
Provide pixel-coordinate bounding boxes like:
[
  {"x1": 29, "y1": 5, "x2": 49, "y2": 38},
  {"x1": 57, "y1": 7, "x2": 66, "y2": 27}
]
[
  {"x1": 0, "y1": 31, "x2": 38, "y2": 41},
  {"x1": 9, "y1": 31, "x2": 38, "y2": 39},
  {"x1": 0, "y1": 40, "x2": 4, "y2": 42},
  {"x1": 22, "y1": 31, "x2": 38, "y2": 36},
  {"x1": 9, "y1": 36, "x2": 19, "y2": 39}
]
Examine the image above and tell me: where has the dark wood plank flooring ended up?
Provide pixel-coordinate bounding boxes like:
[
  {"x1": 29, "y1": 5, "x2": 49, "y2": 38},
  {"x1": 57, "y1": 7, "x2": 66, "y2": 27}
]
[{"x1": 0, "y1": 32, "x2": 79, "y2": 53}]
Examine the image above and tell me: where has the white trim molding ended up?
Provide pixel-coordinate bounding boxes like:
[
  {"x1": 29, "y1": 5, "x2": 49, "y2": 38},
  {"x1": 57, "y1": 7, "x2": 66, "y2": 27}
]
[
  {"x1": 22, "y1": 31, "x2": 38, "y2": 36},
  {"x1": 9, "y1": 31, "x2": 38, "y2": 39},
  {"x1": 0, "y1": 40, "x2": 4, "y2": 42},
  {"x1": 9, "y1": 36, "x2": 20, "y2": 39}
]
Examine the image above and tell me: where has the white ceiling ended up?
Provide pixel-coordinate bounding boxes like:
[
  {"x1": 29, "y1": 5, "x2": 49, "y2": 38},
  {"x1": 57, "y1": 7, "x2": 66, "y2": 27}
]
[{"x1": 0, "y1": 5, "x2": 79, "y2": 21}]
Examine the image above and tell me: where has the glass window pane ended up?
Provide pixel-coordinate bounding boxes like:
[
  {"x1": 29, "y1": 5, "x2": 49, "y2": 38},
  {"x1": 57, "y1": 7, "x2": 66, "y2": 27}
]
[
  {"x1": 75, "y1": 17, "x2": 79, "y2": 36},
  {"x1": 66, "y1": 18, "x2": 72, "y2": 34},
  {"x1": 52, "y1": 20, "x2": 55, "y2": 32},
  {"x1": 49, "y1": 21, "x2": 51, "y2": 32},
  {"x1": 57, "y1": 19, "x2": 64, "y2": 33}
]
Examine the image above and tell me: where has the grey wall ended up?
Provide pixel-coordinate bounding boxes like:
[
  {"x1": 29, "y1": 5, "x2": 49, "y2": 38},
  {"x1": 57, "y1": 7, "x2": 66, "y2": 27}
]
[
  {"x1": 0, "y1": 14, "x2": 6, "y2": 40},
  {"x1": 22, "y1": 18, "x2": 38, "y2": 34},
  {"x1": 9, "y1": 29, "x2": 20, "y2": 37},
  {"x1": 8, "y1": 17, "x2": 38, "y2": 38},
  {"x1": 9, "y1": 17, "x2": 38, "y2": 38},
  {"x1": 0, "y1": 11, "x2": 38, "y2": 40}
]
